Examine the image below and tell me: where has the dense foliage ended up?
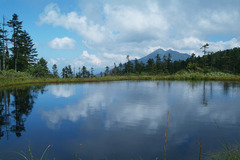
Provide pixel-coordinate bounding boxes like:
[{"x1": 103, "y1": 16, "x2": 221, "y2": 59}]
[
  {"x1": 0, "y1": 14, "x2": 52, "y2": 77},
  {"x1": 104, "y1": 48, "x2": 240, "y2": 76},
  {"x1": 0, "y1": 14, "x2": 38, "y2": 72}
]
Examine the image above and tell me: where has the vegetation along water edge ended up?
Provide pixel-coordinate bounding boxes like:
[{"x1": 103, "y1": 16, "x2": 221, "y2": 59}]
[{"x1": 1, "y1": 70, "x2": 240, "y2": 88}]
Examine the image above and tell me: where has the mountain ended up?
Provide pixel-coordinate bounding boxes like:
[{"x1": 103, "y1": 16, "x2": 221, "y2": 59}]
[{"x1": 138, "y1": 48, "x2": 190, "y2": 63}]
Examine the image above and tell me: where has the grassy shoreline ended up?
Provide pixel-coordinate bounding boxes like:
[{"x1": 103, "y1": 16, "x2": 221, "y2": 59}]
[{"x1": 1, "y1": 71, "x2": 240, "y2": 87}]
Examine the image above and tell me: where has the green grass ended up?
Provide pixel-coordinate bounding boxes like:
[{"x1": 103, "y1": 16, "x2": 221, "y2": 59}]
[
  {"x1": 1, "y1": 70, "x2": 240, "y2": 87},
  {"x1": 16, "y1": 145, "x2": 52, "y2": 160},
  {"x1": 205, "y1": 144, "x2": 240, "y2": 160}
]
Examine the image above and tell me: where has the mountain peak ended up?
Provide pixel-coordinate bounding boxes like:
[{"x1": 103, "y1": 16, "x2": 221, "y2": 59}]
[
  {"x1": 156, "y1": 48, "x2": 165, "y2": 52},
  {"x1": 139, "y1": 48, "x2": 190, "y2": 63}
]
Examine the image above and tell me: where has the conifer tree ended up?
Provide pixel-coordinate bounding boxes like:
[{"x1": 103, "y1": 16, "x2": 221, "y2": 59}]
[
  {"x1": 8, "y1": 14, "x2": 23, "y2": 72},
  {"x1": 52, "y1": 64, "x2": 59, "y2": 78}
]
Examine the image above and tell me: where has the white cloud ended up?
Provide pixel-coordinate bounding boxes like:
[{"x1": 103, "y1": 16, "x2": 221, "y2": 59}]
[
  {"x1": 209, "y1": 38, "x2": 240, "y2": 52},
  {"x1": 48, "y1": 57, "x2": 65, "y2": 65},
  {"x1": 47, "y1": 37, "x2": 240, "y2": 73},
  {"x1": 47, "y1": 51, "x2": 102, "y2": 70},
  {"x1": 81, "y1": 50, "x2": 102, "y2": 66},
  {"x1": 49, "y1": 58, "x2": 57, "y2": 65},
  {"x1": 103, "y1": 53, "x2": 138, "y2": 63},
  {"x1": 197, "y1": 10, "x2": 240, "y2": 35},
  {"x1": 39, "y1": 3, "x2": 107, "y2": 43},
  {"x1": 103, "y1": 2, "x2": 168, "y2": 42},
  {"x1": 40, "y1": 1, "x2": 240, "y2": 65},
  {"x1": 172, "y1": 37, "x2": 240, "y2": 56},
  {"x1": 48, "y1": 37, "x2": 76, "y2": 49}
]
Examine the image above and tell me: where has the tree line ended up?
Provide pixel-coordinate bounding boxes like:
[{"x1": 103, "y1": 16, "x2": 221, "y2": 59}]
[
  {"x1": 57, "y1": 46, "x2": 240, "y2": 78},
  {"x1": 60, "y1": 65, "x2": 94, "y2": 78},
  {"x1": 1, "y1": 14, "x2": 239, "y2": 78},
  {"x1": 103, "y1": 47, "x2": 240, "y2": 76}
]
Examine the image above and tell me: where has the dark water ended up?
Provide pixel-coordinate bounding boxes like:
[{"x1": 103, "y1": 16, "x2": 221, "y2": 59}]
[{"x1": 0, "y1": 81, "x2": 239, "y2": 160}]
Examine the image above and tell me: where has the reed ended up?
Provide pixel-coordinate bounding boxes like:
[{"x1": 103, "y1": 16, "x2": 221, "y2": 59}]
[
  {"x1": 16, "y1": 145, "x2": 52, "y2": 160},
  {"x1": 204, "y1": 120, "x2": 240, "y2": 160},
  {"x1": 199, "y1": 138, "x2": 202, "y2": 160},
  {"x1": 205, "y1": 144, "x2": 240, "y2": 160},
  {"x1": 164, "y1": 110, "x2": 170, "y2": 160}
]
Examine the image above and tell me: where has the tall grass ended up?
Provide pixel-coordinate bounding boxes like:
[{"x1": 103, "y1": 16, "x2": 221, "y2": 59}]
[
  {"x1": 205, "y1": 144, "x2": 240, "y2": 160},
  {"x1": 204, "y1": 120, "x2": 240, "y2": 160},
  {"x1": 164, "y1": 110, "x2": 170, "y2": 160},
  {"x1": 16, "y1": 145, "x2": 52, "y2": 160}
]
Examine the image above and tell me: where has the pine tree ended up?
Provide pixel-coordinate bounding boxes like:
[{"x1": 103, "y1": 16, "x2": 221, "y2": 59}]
[
  {"x1": 29, "y1": 57, "x2": 49, "y2": 77},
  {"x1": 146, "y1": 58, "x2": 155, "y2": 74},
  {"x1": 156, "y1": 54, "x2": 162, "y2": 74},
  {"x1": 81, "y1": 66, "x2": 88, "y2": 78},
  {"x1": 16, "y1": 30, "x2": 38, "y2": 71},
  {"x1": 61, "y1": 65, "x2": 73, "y2": 78},
  {"x1": 134, "y1": 58, "x2": 140, "y2": 74},
  {"x1": 8, "y1": 14, "x2": 23, "y2": 72},
  {"x1": 167, "y1": 53, "x2": 172, "y2": 73},
  {"x1": 119, "y1": 63, "x2": 123, "y2": 74},
  {"x1": 76, "y1": 67, "x2": 81, "y2": 78},
  {"x1": 104, "y1": 66, "x2": 109, "y2": 76},
  {"x1": 90, "y1": 67, "x2": 94, "y2": 77},
  {"x1": 52, "y1": 64, "x2": 59, "y2": 78},
  {"x1": 0, "y1": 16, "x2": 8, "y2": 71},
  {"x1": 0, "y1": 27, "x2": 2, "y2": 71}
]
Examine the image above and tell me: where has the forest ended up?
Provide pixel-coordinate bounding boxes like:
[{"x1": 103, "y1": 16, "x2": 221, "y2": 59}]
[
  {"x1": 1, "y1": 14, "x2": 240, "y2": 79},
  {"x1": 105, "y1": 47, "x2": 240, "y2": 76}
]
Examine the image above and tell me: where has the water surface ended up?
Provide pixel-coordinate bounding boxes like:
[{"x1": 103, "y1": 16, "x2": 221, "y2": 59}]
[{"x1": 0, "y1": 81, "x2": 239, "y2": 159}]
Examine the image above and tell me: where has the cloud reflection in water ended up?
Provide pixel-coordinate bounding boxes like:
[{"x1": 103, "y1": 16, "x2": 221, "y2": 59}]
[
  {"x1": 40, "y1": 81, "x2": 240, "y2": 136},
  {"x1": 49, "y1": 85, "x2": 76, "y2": 98}
]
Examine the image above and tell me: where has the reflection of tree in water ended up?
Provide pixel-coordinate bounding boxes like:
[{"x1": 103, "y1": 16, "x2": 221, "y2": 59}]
[
  {"x1": 188, "y1": 81, "x2": 213, "y2": 107},
  {"x1": 202, "y1": 81, "x2": 208, "y2": 106},
  {"x1": 192, "y1": 81, "x2": 240, "y2": 107},
  {"x1": 0, "y1": 90, "x2": 10, "y2": 139},
  {"x1": 0, "y1": 105, "x2": 4, "y2": 138},
  {"x1": 223, "y1": 82, "x2": 240, "y2": 96},
  {"x1": 0, "y1": 85, "x2": 46, "y2": 139},
  {"x1": 223, "y1": 82, "x2": 230, "y2": 96}
]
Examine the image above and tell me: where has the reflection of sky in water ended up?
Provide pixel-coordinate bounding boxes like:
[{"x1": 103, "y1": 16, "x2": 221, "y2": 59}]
[
  {"x1": 40, "y1": 82, "x2": 170, "y2": 131},
  {"x1": 1, "y1": 81, "x2": 239, "y2": 160},
  {"x1": 40, "y1": 81, "x2": 238, "y2": 159},
  {"x1": 41, "y1": 81, "x2": 240, "y2": 133},
  {"x1": 49, "y1": 84, "x2": 76, "y2": 98}
]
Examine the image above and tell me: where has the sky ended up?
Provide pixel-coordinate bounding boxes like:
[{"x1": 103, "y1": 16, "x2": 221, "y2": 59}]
[{"x1": 1, "y1": 0, "x2": 240, "y2": 73}]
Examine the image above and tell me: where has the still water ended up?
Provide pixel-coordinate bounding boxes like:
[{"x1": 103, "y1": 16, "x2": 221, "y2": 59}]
[{"x1": 0, "y1": 81, "x2": 239, "y2": 160}]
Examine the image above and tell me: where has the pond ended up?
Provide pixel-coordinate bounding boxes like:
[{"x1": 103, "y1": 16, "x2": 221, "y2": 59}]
[{"x1": 0, "y1": 81, "x2": 240, "y2": 160}]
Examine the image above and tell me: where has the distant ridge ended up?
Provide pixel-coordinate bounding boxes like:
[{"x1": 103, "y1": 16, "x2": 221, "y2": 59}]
[{"x1": 138, "y1": 48, "x2": 190, "y2": 63}]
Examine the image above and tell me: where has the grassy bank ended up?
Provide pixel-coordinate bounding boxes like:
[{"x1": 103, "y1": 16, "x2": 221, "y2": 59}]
[
  {"x1": 1, "y1": 71, "x2": 240, "y2": 87},
  {"x1": 205, "y1": 144, "x2": 240, "y2": 160}
]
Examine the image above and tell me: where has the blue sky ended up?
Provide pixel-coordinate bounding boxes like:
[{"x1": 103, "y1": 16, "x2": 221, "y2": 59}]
[{"x1": 1, "y1": 0, "x2": 240, "y2": 73}]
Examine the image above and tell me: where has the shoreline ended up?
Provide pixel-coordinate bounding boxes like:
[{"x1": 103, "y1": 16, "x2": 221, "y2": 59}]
[{"x1": 1, "y1": 73, "x2": 240, "y2": 88}]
